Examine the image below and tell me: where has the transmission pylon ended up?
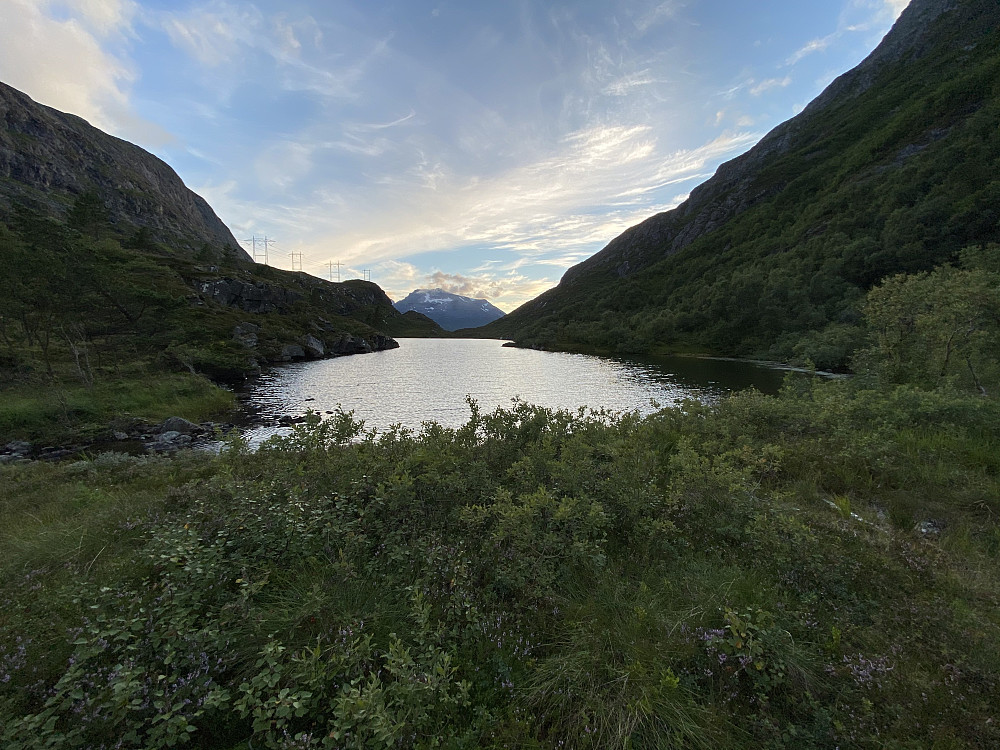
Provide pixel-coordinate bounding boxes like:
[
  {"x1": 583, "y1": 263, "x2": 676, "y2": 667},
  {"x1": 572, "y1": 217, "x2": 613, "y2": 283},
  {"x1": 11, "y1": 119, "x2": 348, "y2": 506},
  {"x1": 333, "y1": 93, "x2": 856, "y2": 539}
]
[{"x1": 327, "y1": 261, "x2": 343, "y2": 283}]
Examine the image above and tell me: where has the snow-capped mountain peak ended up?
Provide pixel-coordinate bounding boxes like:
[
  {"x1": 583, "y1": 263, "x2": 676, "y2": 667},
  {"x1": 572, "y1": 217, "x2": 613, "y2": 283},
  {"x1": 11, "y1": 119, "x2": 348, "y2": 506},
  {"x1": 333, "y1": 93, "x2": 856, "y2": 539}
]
[{"x1": 393, "y1": 288, "x2": 505, "y2": 331}]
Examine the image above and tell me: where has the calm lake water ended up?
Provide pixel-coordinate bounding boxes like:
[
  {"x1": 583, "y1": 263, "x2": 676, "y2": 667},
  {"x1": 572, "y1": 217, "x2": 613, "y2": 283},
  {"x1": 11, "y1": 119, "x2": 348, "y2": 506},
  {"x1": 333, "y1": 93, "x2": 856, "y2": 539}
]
[{"x1": 239, "y1": 338, "x2": 791, "y2": 443}]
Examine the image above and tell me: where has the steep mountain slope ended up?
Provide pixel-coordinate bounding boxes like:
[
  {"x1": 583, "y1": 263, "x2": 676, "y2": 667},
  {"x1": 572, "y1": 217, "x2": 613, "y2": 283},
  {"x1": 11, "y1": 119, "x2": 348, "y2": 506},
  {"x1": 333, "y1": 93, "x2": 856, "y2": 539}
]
[
  {"x1": 0, "y1": 82, "x2": 248, "y2": 261},
  {"x1": 480, "y1": 0, "x2": 1000, "y2": 368},
  {"x1": 394, "y1": 288, "x2": 505, "y2": 331},
  {"x1": 0, "y1": 81, "x2": 441, "y2": 404}
]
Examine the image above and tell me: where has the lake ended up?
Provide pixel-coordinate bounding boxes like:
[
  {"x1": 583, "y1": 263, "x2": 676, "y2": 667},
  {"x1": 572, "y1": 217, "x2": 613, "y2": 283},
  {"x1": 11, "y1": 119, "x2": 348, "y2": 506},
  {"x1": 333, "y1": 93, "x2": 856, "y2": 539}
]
[{"x1": 238, "y1": 338, "x2": 792, "y2": 443}]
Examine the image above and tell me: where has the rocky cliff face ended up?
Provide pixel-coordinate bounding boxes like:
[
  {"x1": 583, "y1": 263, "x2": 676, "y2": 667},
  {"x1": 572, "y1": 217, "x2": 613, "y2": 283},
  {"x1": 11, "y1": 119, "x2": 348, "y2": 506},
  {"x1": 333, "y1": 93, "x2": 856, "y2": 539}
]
[{"x1": 0, "y1": 81, "x2": 249, "y2": 260}]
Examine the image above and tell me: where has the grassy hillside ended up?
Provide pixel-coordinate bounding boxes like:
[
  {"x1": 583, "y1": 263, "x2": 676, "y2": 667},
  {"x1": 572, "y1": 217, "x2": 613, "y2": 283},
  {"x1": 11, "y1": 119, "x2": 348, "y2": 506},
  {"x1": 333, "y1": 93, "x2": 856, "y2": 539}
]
[
  {"x1": 480, "y1": 0, "x2": 1000, "y2": 370},
  {"x1": 0, "y1": 204, "x2": 441, "y2": 443}
]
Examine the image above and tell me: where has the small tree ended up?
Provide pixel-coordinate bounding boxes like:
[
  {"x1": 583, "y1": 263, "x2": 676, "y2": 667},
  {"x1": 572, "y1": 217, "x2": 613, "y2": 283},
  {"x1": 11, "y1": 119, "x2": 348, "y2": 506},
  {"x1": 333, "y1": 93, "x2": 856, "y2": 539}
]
[
  {"x1": 67, "y1": 190, "x2": 110, "y2": 240},
  {"x1": 857, "y1": 266, "x2": 1000, "y2": 394}
]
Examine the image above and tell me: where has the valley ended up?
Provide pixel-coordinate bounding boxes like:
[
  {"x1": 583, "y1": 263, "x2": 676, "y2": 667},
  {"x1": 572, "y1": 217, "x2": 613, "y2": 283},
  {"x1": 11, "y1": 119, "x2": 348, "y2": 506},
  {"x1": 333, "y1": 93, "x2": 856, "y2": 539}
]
[{"x1": 1, "y1": 0, "x2": 999, "y2": 747}]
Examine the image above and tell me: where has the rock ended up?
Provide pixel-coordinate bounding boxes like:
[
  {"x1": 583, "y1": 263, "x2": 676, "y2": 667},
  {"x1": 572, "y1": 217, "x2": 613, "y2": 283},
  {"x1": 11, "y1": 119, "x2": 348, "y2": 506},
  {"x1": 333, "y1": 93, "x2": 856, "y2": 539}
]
[
  {"x1": 113, "y1": 431, "x2": 129, "y2": 440},
  {"x1": 329, "y1": 334, "x2": 368, "y2": 356},
  {"x1": 233, "y1": 322, "x2": 260, "y2": 348},
  {"x1": 304, "y1": 334, "x2": 325, "y2": 358},
  {"x1": 280, "y1": 344, "x2": 306, "y2": 361},
  {"x1": 916, "y1": 520, "x2": 944, "y2": 536},
  {"x1": 159, "y1": 416, "x2": 201, "y2": 434},
  {"x1": 146, "y1": 431, "x2": 193, "y2": 453},
  {"x1": 199, "y1": 279, "x2": 302, "y2": 313},
  {"x1": 4, "y1": 440, "x2": 31, "y2": 456}
]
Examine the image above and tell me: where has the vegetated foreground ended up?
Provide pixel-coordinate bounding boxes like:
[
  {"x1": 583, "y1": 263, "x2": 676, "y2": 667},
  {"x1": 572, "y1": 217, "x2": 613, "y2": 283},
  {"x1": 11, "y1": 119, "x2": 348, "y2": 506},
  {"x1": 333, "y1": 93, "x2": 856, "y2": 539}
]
[{"x1": 2, "y1": 271, "x2": 999, "y2": 748}]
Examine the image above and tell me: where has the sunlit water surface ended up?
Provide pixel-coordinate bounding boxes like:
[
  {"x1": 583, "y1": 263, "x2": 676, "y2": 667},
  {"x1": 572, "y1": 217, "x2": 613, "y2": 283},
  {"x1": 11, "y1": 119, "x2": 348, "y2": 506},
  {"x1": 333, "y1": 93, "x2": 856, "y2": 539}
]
[{"x1": 239, "y1": 339, "x2": 790, "y2": 445}]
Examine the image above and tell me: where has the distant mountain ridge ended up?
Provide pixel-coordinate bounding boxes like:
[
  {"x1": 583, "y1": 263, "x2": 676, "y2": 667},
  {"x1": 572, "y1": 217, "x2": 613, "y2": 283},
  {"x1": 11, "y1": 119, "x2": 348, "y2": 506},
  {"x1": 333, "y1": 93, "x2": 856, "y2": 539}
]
[
  {"x1": 0, "y1": 81, "x2": 248, "y2": 261},
  {"x1": 479, "y1": 0, "x2": 1000, "y2": 368},
  {"x1": 394, "y1": 288, "x2": 505, "y2": 331}
]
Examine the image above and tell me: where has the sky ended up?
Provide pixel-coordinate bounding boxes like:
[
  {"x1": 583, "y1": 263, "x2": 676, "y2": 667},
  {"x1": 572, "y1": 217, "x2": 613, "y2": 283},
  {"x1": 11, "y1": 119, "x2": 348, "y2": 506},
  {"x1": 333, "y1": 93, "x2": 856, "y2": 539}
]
[{"x1": 0, "y1": 0, "x2": 909, "y2": 311}]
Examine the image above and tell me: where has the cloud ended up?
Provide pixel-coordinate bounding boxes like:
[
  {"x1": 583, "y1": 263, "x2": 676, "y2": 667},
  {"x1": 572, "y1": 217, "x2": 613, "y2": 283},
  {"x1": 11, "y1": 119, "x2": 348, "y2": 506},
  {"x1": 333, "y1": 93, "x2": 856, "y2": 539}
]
[
  {"x1": 749, "y1": 76, "x2": 792, "y2": 96},
  {"x1": 63, "y1": 0, "x2": 137, "y2": 34},
  {"x1": 632, "y1": 1, "x2": 683, "y2": 35},
  {"x1": 371, "y1": 263, "x2": 555, "y2": 311},
  {"x1": 0, "y1": 0, "x2": 171, "y2": 145},
  {"x1": 429, "y1": 271, "x2": 508, "y2": 299},
  {"x1": 602, "y1": 69, "x2": 659, "y2": 96},
  {"x1": 206, "y1": 123, "x2": 759, "y2": 309},
  {"x1": 155, "y1": 2, "x2": 388, "y2": 104},
  {"x1": 884, "y1": 0, "x2": 910, "y2": 18},
  {"x1": 786, "y1": 33, "x2": 837, "y2": 65},
  {"x1": 159, "y1": 2, "x2": 261, "y2": 67}
]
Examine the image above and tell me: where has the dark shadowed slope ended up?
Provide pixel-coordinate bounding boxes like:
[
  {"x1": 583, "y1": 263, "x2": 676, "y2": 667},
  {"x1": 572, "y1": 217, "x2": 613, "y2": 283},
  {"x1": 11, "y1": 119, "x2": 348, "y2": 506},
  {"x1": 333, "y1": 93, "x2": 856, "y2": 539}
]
[{"x1": 478, "y1": 0, "x2": 1000, "y2": 368}]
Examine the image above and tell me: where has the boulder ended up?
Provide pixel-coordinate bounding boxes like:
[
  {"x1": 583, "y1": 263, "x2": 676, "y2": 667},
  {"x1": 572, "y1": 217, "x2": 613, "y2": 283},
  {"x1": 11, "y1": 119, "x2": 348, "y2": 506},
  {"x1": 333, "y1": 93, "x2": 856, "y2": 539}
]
[
  {"x1": 232, "y1": 322, "x2": 260, "y2": 348},
  {"x1": 280, "y1": 344, "x2": 306, "y2": 361},
  {"x1": 304, "y1": 334, "x2": 325, "y2": 358},
  {"x1": 330, "y1": 334, "x2": 372, "y2": 356},
  {"x1": 4, "y1": 440, "x2": 31, "y2": 455},
  {"x1": 159, "y1": 416, "x2": 201, "y2": 434}
]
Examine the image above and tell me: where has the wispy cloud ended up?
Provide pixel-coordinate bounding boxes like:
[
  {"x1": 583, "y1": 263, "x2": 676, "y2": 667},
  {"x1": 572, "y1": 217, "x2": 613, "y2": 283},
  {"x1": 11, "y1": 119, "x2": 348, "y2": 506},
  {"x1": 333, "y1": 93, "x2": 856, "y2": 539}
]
[
  {"x1": 0, "y1": 0, "x2": 172, "y2": 145},
  {"x1": 631, "y1": 1, "x2": 684, "y2": 35},
  {"x1": 786, "y1": 33, "x2": 838, "y2": 65},
  {"x1": 750, "y1": 76, "x2": 792, "y2": 96},
  {"x1": 158, "y1": 2, "x2": 263, "y2": 67},
  {"x1": 199, "y1": 123, "x2": 759, "y2": 308},
  {"x1": 602, "y1": 69, "x2": 659, "y2": 97},
  {"x1": 371, "y1": 262, "x2": 556, "y2": 312}
]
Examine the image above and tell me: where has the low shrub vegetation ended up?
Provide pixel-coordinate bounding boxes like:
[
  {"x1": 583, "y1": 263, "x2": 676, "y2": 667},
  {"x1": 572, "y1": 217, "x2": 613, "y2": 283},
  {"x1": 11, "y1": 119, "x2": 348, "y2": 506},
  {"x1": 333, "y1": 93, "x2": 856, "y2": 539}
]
[{"x1": 2, "y1": 376, "x2": 998, "y2": 748}]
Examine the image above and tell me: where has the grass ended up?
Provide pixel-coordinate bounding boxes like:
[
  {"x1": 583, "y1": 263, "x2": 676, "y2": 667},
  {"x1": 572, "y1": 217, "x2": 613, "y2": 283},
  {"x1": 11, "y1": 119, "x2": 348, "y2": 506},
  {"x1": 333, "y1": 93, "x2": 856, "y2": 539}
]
[{"x1": 0, "y1": 372, "x2": 235, "y2": 444}]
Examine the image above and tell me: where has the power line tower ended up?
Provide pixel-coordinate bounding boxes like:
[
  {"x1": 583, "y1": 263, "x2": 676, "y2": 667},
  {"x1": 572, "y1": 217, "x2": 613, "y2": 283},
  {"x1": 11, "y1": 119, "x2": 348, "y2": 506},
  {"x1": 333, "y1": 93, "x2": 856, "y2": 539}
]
[
  {"x1": 243, "y1": 235, "x2": 268, "y2": 265},
  {"x1": 362, "y1": 269, "x2": 371, "y2": 282},
  {"x1": 262, "y1": 236, "x2": 277, "y2": 264},
  {"x1": 326, "y1": 261, "x2": 343, "y2": 283},
  {"x1": 290, "y1": 251, "x2": 303, "y2": 272}
]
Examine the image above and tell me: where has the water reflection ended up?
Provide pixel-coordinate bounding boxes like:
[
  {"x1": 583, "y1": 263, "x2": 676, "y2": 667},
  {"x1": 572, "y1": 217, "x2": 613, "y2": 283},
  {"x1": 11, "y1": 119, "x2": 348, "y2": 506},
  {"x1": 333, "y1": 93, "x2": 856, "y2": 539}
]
[{"x1": 239, "y1": 339, "x2": 790, "y2": 445}]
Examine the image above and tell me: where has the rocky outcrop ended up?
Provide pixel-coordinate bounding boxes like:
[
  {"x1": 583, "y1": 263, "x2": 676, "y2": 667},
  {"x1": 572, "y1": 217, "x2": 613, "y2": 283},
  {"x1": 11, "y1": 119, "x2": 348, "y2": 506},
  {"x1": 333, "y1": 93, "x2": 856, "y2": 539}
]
[
  {"x1": 232, "y1": 323, "x2": 261, "y2": 349},
  {"x1": 303, "y1": 335, "x2": 325, "y2": 358},
  {"x1": 277, "y1": 333, "x2": 399, "y2": 361},
  {"x1": 0, "y1": 81, "x2": 249, "y2": 260},
  {"x1": 200, "y1": 278, "x2": 302, "y2": 313}
]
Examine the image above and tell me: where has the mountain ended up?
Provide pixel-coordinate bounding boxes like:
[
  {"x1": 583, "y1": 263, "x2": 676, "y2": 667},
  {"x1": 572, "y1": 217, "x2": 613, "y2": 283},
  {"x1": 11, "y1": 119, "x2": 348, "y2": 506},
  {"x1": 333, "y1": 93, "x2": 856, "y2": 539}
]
[
  {"x1": 0, "y1": 82, "x2": 249, "y2": 261},
  {"x1": 479, "y1": 0, "x2": 1000, "y2": 369},
  {"x1": 0, "y1": 81, "x2": 443, "y2": 399},
  {"x1": 393, "y1": 288, "x2": 506, "y2": 331}
]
